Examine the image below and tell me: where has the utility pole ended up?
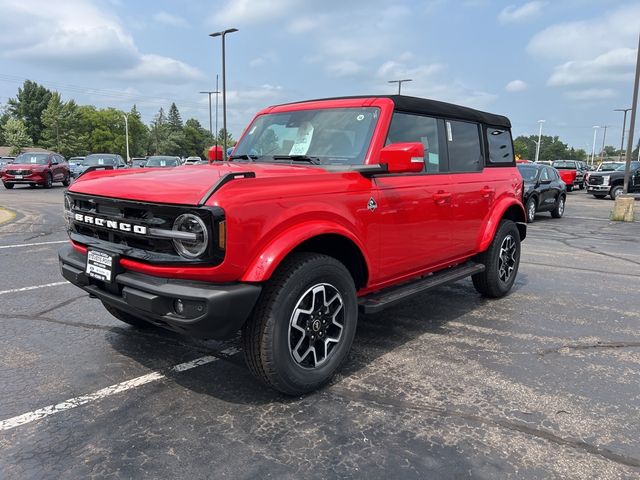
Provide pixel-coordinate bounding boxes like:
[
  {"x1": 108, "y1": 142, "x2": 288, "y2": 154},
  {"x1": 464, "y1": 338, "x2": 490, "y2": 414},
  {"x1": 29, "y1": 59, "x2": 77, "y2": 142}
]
[
  {"x1": 210, "y1": 28, "x2": 238, "y2": 161},
  {"x1": 599, "y1": 125, "x2": 610, "y2": 161},
  {"x1": 591, "y1": 126, "x2": 600, "y2": 165},
  {"x1": 214, "y1": 74, "x2": 220, "y2": 147},
  {"x1": 199, "y1": 90, "x2": 217, "y2": 136},
  {"x1": 614, "y1": 108, "x2": 632, "y2": 161},
  {"x1": 534, "y1": 120, "x2": 545, "y2": 162},
  {"x1": 122, "y1": 114, "x2": 130, "y2": 163},
  {"x1": 623, "y1": 32, "x2": 640, "y2": 194},
  {"x1": 388, "y1": 79, "x2": 412, "y2": 95}
]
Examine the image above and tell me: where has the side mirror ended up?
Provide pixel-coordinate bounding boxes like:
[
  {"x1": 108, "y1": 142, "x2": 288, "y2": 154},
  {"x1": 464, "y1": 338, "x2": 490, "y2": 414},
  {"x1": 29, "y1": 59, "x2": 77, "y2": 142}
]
[{"x1": 380, "y1": 142, "x2": 425, "y2": 174}]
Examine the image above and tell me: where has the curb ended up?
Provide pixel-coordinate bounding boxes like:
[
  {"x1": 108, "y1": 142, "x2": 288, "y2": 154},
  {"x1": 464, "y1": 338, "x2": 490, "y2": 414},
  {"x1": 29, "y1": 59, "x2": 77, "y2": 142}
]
[{"x1": 0, "y1": 206, "x2": 17, "y2": 225}]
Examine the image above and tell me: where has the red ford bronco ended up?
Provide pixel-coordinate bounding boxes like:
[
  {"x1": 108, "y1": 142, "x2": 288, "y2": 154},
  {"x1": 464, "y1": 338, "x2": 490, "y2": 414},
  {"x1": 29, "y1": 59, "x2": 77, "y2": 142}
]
[{"x1": 59, "y1": 95, "x2": 526, "y2": 395}]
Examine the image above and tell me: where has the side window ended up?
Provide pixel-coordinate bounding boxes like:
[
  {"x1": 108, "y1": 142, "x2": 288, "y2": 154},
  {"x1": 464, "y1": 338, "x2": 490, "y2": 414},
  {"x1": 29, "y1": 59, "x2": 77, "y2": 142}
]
[
  {"x1": 540, "y1": 168, "x2": 551, "y2": 181},
  {"x1": 386, "y1": 112, "x2": 442, "y2": 173},
  {"x1": 51, "y1": 155, "x2": 58, "y2": 164},
  {"x1": 445, "y1": 120, "x2": 482, "y2": 172},
  {"x1": 486, "y1": 127, "x2": 514, "y2": 165}
]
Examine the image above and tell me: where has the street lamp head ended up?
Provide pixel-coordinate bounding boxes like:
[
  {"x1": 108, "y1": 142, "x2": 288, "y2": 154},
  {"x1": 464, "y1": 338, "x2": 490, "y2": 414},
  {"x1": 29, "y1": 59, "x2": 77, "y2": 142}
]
[
  {"x1": 209, "y1": 28, "x2": 238, "y2": 37},
  {"x1": 537, "y1": 119, "x2": 545, "y2": 123},
  {"x1": 593, "y1": 125, "x2": 600, "y2": 129}
]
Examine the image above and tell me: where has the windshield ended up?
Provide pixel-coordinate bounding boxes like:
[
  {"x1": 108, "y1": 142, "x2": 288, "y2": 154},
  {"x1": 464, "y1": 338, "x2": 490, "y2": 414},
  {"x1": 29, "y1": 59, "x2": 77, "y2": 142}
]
[
  {"x1": 83, "y1": 155, "x2": 117, "y2": 166},
  {"x1": 232, "y1": 107, "x2": 379, "y2": 165},
  {"x1": 615, "y1": 161, "x2": 640, "y2": 171},
  {"x1": 517, "y1": 165, "x2": 539, "y2": 182},
  {"x1": 552, "y1": 160, "x2": 575, "y2": 169},
  {"x1": 599, "y1": 163, "x2": 623, "y2": 171},
  {"x1": 146, "y1": 156, "x2": 179, "y2": 167},
  {"x1": 15, "y1": 153, "x2": 49, "y2": 165}
]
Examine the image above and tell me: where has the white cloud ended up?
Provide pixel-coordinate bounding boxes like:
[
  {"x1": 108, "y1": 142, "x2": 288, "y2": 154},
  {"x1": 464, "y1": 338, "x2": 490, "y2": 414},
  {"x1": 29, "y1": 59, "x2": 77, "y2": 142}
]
[
  {"x1": 0, "y1": 0, "x2": 203, "y2": 83},
  {"x1": 528, "y1": 3, "x2": 640, "y2": 60},
  {"x1": 119, "y1": 54, "x2": 204, "y2": 83},
  {"x1": 565, "y1": 89, "x2": 616, "y2": 101},
  {"x1": 498, "y1": 1, "x2": 546, "y2": 24},
  {"x1": 505, "y1": 80, "x2": 528, "y2": 92},
  {"x1": 249, "y1": 51, "x2": 278, "y2": 68},
  {"x1": 153, "y1": 11, "x2": 189, "y2": 28},
  {"x1": 213, "y1": 0, "x2": 295, "y2": 25},
  {"x1": 327, "y1": 61, "x2": 364, "y2": 77},
  {"x1": 548, "y1": 48, "x2": 636, "y2": 86},
  {"x1": 287, "y1": 16, "x2": 324, "y2": 34}
]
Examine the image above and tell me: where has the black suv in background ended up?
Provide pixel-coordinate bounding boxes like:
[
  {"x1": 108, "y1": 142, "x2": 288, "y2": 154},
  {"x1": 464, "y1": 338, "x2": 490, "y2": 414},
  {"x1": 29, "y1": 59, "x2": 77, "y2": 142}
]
[
  {"x1": 586, "y1": 161, "x2": 640, "y2": 199},
  {"x1": 518, "y1": 162, "x2": 566, "y2": 222}
]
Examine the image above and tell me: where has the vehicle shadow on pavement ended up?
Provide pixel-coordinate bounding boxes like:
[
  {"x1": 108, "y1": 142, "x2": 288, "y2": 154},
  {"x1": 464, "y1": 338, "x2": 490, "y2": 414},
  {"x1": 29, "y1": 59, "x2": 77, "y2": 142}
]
[{"x1": 106, "y1": 275, "x2": 528, "y2": 405}]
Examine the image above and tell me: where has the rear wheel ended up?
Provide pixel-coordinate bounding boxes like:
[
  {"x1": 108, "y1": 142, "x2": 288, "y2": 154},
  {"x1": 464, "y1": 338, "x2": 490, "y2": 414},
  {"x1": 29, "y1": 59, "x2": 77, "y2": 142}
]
[
  {"x1": 2, "y1": 182, "x2": 14, "y2": 189},
  {"x1": 242, "y1": 253, "x2": 358, "y2": 396},
  {"x1": 472, "y1": 220, "x2": 521, "y2": 298},
  {"x1": 551, "y1": 195, "x2": 565, "y2": 218},
  {"x1": 102, "y1": 302, "x2": 152, "y2": 328},
  {"x1": 525, "y1": 197, "x2": 537, "y2": 223}
]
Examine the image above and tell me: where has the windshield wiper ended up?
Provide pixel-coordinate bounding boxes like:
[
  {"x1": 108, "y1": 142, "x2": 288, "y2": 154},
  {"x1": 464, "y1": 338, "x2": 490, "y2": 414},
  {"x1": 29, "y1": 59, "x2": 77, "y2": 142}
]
[
  {"x1": 228, "y1": 154, "x2": 259, "y2": 161},
  {"x1": 272, "y1": 155, "x2": 322, "y2": 165}
]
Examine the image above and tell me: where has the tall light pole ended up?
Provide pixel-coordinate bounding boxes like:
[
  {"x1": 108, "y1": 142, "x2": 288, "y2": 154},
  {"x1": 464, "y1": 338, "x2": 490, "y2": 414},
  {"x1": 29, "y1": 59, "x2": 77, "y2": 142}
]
[
  {"x1": 210, "y1": 28, "x2": 238, "y2": 161},
  {"x1": 214, "y1": 74, "x2": 220, "y2": 147},
  {"x1": 599, "y1": 125, "x2": 610, "y2": 161},
  {"x1": 591, "y1": 126, "x2": 600, "y2": 165},
  {"x1": 122, "y1": 113, "x2": 130, "y2": 164},
  {"x1": 534, "y1": 120, "x2": 545, "y2": 163},
  {"x1": 623, "y1": 31, "x2": 640, "y2": 194},
  {"x1": 388, "y1": 79, "x2": 412, "y2": 94},
  {"x1": 614, "y1": 108, "x2": 632, "y2": 161}
]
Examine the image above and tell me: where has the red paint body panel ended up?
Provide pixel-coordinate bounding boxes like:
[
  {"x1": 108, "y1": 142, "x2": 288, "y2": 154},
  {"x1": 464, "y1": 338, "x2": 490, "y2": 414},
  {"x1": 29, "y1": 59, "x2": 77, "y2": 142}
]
[
  {"x1": 67, "y1": 96, "x2": 525, "y2": 292},
  {"x1": 557, "y1": 169, "x2": 577, "y2": 186}
]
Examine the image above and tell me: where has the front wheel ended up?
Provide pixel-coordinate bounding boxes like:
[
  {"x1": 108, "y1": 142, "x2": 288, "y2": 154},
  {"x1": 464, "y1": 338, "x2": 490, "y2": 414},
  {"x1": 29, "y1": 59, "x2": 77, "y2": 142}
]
[
  {"x1": 551, "y1": 195, "x2": 565, "y2": 218},
  {"x1": 242, "y1": 253, "x2": 358, "y2": 396},
  {"x1": 62, "y1": 172, "x2": 70, "y2": 187},
  {"x1": 610, "y1": 185, "x2": 623, "y2": 200},
  {"x1": 472, "y1": 220, "x2": 521, "y2": 298},
  {"x1": 43, "y1": 173, "x2": 53, "y2": 189}
]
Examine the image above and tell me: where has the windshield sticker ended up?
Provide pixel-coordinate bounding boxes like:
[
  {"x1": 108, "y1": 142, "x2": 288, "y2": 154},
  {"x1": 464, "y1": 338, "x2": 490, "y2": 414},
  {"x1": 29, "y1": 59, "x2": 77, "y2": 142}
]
[
  {"x1": 446, "y1": 121, "x2": 453, "y2": 142},
  {"x1": 356, "y1": 114, "x2": 365, "y2": 121},
  {"x1": 289, "y1": 121, "x2": 314, "y2": 156}
]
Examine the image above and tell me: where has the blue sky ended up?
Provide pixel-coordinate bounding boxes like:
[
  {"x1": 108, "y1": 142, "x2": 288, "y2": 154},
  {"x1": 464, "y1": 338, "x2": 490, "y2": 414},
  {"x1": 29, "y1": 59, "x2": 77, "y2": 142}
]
[{"x1": 0, "y1": 0, "x2": 638, "y2": 151}]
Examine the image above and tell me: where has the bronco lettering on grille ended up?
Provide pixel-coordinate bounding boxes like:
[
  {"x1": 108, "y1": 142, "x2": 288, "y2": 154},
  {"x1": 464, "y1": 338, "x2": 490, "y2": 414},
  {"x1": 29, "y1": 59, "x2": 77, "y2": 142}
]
[{"x1": 73, "y1": 213, "x2": 148, "y2": 235}]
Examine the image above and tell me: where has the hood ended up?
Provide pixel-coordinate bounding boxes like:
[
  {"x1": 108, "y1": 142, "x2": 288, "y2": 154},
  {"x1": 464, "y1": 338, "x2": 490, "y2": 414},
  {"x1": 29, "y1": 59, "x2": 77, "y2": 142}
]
[{"x1": 68, "y1": 162, "x2": 328, "y2": 205}]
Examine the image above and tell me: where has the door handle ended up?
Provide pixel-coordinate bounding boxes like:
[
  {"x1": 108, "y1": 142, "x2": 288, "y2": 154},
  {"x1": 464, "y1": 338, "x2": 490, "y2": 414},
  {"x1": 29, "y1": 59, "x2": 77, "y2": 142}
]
[
  {"x1": 433, "y1": 192, "x2": 452, "y2": 205},
  {"x1": 480, "y1": 186, "x2": 495, "y2": 198}
]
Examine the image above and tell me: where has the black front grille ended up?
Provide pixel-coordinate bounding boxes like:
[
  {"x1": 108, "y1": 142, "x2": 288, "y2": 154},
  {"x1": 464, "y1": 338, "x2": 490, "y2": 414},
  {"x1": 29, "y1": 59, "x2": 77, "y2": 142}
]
[
  {"x1": 67, "y1": 193, "x2": 224, "y2": 265},
  {"x1": 589, "y1": 176, "x2": 603, "y2": 185},
  {"x1": 7, "y1": 169, "x2": 32, "y2": 175}
]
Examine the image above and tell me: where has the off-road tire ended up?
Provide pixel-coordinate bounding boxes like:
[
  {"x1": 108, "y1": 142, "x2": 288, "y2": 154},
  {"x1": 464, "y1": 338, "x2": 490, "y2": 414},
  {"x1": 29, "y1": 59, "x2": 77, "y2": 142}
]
[
  {"x1": 102, "y1": 302, "x2": 152, "y2": 328},
  {"x1": 3, "y1": 182, "x2": 14, "y2": 189},
  {"x1": 43, "y1": 173, "x2": 53, "y2": 189},
  {"x1": 242, "y1": 252, "x2": 358, "y2": 396},
  {"x1": 525, "y1": 197, "x2": 537, "y2": 223},
  {"x1": 551, "y1": 195, "x2": 565, "y2": 218},
  {"x1": 472, "y1": 220, "x2": 521, "y2": 298},
  {"x1": 610, "y1": 185, "x2": 623, "y2": 200}
]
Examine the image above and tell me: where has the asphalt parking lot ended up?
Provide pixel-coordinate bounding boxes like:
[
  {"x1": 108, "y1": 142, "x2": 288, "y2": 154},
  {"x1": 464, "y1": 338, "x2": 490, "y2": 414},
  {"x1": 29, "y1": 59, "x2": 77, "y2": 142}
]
[{"x1": 0, "y1": 185, "x2": 639, "y2": 479}]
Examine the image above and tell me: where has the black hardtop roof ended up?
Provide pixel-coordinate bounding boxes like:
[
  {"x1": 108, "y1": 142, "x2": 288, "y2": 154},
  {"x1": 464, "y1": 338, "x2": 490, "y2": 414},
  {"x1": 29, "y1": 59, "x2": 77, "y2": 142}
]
[{"x1": 281, "y1": 95, "x2": 511, "y2": 129}]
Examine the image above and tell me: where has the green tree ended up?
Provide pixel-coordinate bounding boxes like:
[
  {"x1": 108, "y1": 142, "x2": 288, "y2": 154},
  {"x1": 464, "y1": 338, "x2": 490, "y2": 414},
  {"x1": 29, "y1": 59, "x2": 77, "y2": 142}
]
[
  {"x1": 148, "y1": 107, "x2": 169, "y2": 154},
  {"x1": 7, "y1": 80, "x2": 53, "y2": 145},
  {"x1": 3, "y1": 118, "x2": 32, "y2": 154},
  {"x1": 77, "y1": 106, "x2": 129, "y2": 157},
  {"x1": 216, "y1": 128, "x2": 236, "y2": 148},
  {"x1": 40, "y1": 93, "x2": 83, "y2": 157},
  {"x1": 127, "y1": 105, "x2": 149, "y2": 157},
  {"x1": 183, "y1": 118, "x2": 213, "y2": 157},
  {"x1": 0, "y1": 108, "x2": 10, "y2": 146},
  {"x1": 167, "y1": 103, "x2": 183, "y2": 132}
]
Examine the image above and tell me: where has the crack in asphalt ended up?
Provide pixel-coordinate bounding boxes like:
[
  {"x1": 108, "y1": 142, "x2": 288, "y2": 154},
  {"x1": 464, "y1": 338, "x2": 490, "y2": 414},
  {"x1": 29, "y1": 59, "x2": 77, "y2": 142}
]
[
  {"x1": 36, "y1": 296, "x2": 86, "y2": 316},
  {"x1": 539, "y1": 341, "x2": 640, "y2": 356},
  {"x1": 326, "y1": 386, "x2": 640, "y2": 469}
]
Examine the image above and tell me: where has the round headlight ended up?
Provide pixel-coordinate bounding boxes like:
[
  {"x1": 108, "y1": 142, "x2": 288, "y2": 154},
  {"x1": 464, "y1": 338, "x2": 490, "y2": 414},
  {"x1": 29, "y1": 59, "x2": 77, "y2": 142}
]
[{"x1": 172, "y1": 214, "x2": 208, "y2": 259}]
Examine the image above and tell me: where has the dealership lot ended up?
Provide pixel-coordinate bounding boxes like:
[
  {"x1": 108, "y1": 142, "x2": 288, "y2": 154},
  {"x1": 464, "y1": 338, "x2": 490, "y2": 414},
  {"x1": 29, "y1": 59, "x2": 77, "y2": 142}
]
[{"x1": 0, "y1": 186, "x2": 639, "y2": 479}]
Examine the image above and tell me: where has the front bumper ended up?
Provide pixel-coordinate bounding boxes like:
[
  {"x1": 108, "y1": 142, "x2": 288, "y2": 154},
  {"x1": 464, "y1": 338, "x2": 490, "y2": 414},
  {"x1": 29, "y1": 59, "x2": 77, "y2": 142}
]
[
  {"x1": 586, "y1": 185, "x2": 609, "y2": 192},
  {"x1": 58, "y1": 244, "x2": 261, "y2": 339},
  {"x1": 2, "y1": 174, "x2": 45, "y2": 184}
]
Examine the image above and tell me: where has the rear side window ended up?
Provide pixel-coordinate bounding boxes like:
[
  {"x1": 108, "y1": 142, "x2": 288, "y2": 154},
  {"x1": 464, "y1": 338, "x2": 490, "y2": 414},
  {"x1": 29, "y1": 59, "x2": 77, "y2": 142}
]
[
  {"x1": 486, "y1": 127, "x2": 514, "y2": 165},
  {"x1": 445, "y1": 120, "x2": 482, "y2": 172},
  {"x1": 386, "y1": 112, "x2": 442, "y2": 173}
]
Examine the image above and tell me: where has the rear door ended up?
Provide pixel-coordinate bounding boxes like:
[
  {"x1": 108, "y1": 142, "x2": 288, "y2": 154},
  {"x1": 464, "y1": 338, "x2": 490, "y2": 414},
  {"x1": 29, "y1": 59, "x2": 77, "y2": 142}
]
[{"x1": 375, "y1": 112, "x2": 455, "y2": 281}]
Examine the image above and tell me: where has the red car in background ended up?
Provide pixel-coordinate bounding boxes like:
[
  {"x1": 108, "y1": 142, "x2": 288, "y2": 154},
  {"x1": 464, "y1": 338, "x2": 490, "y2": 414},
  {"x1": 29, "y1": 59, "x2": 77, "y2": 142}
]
[
  {"x1": 1, "y1": 151, "x2": 70, "y2": 189},
  {"x1": 552, "y1": 160, "x2": 583, "y2": 191}
]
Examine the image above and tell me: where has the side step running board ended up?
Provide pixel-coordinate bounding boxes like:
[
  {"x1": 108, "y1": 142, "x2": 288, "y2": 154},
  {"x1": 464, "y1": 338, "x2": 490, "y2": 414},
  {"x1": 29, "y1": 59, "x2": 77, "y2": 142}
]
[{"x1": 358, "y1": 262, "x2": 485, "y2": 314}]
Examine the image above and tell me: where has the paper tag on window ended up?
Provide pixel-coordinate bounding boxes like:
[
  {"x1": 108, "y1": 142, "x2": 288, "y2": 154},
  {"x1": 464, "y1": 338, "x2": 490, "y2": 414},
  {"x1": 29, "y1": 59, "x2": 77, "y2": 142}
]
[
  {"x1": 289, "y1": 122, "x2": 314, "y2": 155},
  {"x1": 446, "y1": 121, "x2": 453, "y2": 142}
]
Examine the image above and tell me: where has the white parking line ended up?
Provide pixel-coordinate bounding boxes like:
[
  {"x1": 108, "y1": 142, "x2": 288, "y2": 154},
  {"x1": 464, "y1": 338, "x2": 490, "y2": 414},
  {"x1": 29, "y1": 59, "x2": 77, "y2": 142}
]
[
  {"x1": 0, "y1": 240, "x2": 68, "y2": 250},
  {"x1": 0, "y1": 281, "x2": 68, "y2": 295},
  {"x1": 0, "y1": 347, "x2": 240, "y2": 431}
]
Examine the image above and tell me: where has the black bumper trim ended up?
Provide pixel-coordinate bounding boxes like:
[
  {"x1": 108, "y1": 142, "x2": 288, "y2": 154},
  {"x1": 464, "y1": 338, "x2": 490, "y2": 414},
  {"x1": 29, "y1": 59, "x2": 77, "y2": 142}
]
[{"x1": 58, "y1": 244, "x2": 261, "y2": 339}]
